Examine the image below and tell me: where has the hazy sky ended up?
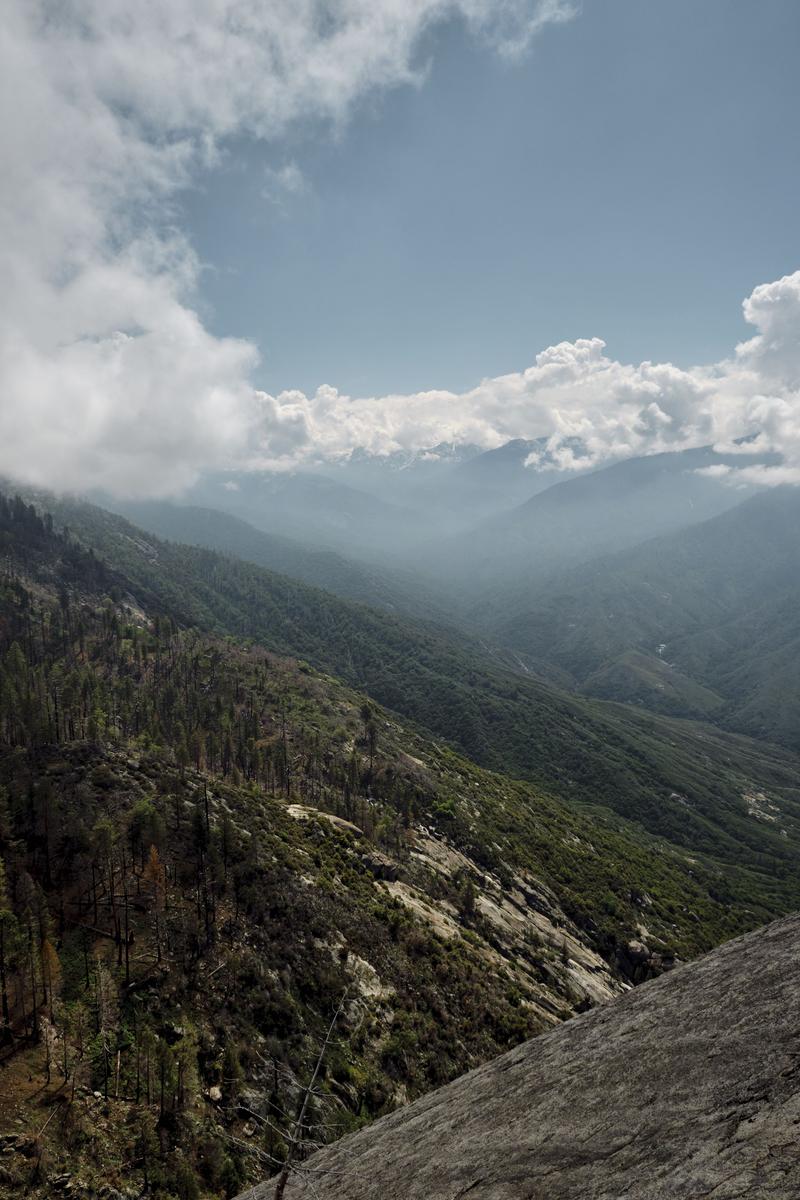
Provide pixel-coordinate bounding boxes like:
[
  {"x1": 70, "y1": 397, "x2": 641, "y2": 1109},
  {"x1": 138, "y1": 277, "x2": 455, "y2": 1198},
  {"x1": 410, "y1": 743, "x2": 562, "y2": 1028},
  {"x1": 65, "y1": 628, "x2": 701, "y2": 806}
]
[
  {"x1": 184, "y1": 1, "x2": 800, "y2": 397},
  {"x1": 2, "y1": 0, "x2": 799, "y2": 496}
]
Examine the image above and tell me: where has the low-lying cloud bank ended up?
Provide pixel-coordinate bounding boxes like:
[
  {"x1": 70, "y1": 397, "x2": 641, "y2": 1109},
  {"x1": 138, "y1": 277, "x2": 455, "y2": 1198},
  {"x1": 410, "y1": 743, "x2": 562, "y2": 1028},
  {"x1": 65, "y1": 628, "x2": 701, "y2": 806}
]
[
  {"x1": 259, "y1": 272, "x2": 800, "y2": 483},
  {"x1": 1, "y1": 2, "x2": 798, "y2": 498}
]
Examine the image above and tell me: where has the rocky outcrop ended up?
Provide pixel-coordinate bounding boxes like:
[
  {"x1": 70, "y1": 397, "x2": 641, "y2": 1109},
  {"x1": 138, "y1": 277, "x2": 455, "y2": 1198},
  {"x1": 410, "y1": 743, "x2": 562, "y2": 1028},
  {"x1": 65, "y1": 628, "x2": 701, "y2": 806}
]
[
  {"x1": 239, "y1": 912, "x2": 800, "y2": 1200},
  {"x1": 291, "y1": 802, "x2": 625, "y2": 1020}
]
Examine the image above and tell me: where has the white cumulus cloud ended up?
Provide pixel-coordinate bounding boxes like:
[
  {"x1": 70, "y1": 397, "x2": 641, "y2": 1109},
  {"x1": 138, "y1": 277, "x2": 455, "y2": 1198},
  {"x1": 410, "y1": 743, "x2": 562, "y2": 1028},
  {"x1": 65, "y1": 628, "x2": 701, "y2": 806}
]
[
  {"x1": 0, "y1": 0, "x2": 575, "y2": 498},
  {"x1": 246, "y1": 273, "x2": 800, "y2": 485}
]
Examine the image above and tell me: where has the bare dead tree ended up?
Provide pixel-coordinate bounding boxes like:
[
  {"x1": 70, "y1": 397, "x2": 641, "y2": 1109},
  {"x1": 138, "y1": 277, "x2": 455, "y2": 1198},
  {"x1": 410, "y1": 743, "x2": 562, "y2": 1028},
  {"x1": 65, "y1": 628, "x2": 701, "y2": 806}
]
[{"x1": 272, "y1": 989, "x2": 349, "y2": 1200}]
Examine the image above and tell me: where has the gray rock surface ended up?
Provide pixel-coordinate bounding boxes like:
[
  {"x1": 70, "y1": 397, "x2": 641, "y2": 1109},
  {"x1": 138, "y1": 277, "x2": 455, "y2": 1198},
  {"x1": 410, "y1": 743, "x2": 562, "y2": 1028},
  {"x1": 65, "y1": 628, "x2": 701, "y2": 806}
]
[{"x1": 239, "y1": 913, "x2": 800, "y2": 1200}]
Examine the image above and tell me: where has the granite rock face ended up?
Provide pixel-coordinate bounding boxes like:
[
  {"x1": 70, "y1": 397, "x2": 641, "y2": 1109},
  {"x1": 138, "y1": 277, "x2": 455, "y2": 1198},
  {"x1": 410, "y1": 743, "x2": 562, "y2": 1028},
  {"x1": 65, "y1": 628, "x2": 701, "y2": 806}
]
[{"x1": 239, "y1": 913, "x2": 800, "y2": 1200}]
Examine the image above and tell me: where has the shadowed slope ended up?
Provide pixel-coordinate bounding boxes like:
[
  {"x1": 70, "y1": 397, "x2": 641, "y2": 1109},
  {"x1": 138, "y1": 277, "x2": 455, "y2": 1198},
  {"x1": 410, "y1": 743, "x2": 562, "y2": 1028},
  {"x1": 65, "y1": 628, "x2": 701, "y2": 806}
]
[{"x1": 240, "y1": 912, "x2": 800, "y2": 1200}]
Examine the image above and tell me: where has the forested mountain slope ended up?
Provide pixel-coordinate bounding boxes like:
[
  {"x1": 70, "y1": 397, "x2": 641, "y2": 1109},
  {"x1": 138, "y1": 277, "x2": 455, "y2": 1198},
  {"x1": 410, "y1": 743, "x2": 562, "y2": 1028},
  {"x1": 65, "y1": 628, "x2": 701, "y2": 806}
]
[
  {"x1": 20, "y1": 489, "x2": 800, "y2": 885},
  {"x1": 490, "y1": 486, "x2": 800, "y2": 746},
  {"x1": 9, "y1": 489, "x2": 800, "y2": 910},
  {"x1": 0, "y1": 494, "x2": 783, "y2": 1198},
  {"x1": 104, "y1": 499, "x2": 449, "y2": 623},
  {"x1": 244, "y1": 911, "x2": 800, "y2": 1200}
]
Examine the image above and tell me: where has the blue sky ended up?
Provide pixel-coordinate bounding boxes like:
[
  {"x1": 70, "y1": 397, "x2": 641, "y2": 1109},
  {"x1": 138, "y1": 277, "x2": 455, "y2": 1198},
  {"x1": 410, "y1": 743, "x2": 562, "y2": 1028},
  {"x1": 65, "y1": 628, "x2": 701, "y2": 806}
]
[{"x1": 183, "y1": 0, "x2": 800, "y2": 398}]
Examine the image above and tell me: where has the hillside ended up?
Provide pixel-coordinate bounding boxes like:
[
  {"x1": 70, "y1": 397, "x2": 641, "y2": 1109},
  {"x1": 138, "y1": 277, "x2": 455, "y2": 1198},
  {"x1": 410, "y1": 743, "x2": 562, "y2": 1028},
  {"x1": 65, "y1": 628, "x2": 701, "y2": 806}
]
[
  {"x1": 103, "y1": 499, "x2": 449, "y2": 622},
  {"x1": 2, "y1": 493, "x2": 786, "y2": 1199},
  {"x1": 182, "y1": 471, "x2": 424, "y2": 559},
  {"x1": 17, "y1": 489, "x2": 800, "y2": 907},
  {"x1": 240, "y1": 911, "x2": 800, "y2": 1199},
  {"x1": 422, "y1": 445, "x2": 767, "y2": 595},
  {"x1": 490, "y1": 486, "x2": 800, "y2": 745}
]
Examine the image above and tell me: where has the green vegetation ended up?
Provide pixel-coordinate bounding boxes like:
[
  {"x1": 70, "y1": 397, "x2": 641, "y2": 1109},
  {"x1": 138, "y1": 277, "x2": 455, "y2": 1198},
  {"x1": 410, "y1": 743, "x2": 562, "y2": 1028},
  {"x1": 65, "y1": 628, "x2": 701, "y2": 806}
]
[
  {"x1": 489, "y1": 485, "x2": 800, "y2": 750},
  {"x1": 581, "y1": 651, "x2": 725, "y2": 717},
  {"x1": 31, "y1": 490, "x2": 800, "y2": 873},
  {"x1": 0, "y1": 500, "x2": 551, "y2": 1197},
  {"x1": 2, "y1": 490, "x2": 799, "y2": 1197},
  {"x1": 109, "y1": 499, "x2": 449, "y2": 623}
]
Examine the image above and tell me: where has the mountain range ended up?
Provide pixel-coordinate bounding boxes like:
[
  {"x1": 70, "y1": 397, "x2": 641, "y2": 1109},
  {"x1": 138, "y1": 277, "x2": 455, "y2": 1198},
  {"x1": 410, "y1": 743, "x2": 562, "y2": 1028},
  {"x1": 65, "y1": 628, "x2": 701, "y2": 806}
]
[
  {"x1": 1, "y1": 433, "x2": 798, "y2": 1199},
  {"x1": 487, "y1": 485, "x2": 800, "y2": 748}
]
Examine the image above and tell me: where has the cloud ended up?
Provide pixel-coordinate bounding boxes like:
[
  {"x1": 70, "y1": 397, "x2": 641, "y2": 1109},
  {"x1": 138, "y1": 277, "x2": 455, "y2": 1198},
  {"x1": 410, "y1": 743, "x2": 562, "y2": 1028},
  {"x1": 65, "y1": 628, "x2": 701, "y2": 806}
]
[
  {"x1": 233, "y1": 269, "x2": 799, "y2": 487},
  {"x1": 459, "y1": 0, "x2": 580, "y2": 56},
  {"x1": 262, "y1": 162, "x2": 308, "y2": 207},
  {"x1": 738, "y1": 271, "x2": 800, "y2": 390},
  {"x1": 1, "y1": 4, "x2": 798, "y2": 497},
  {"x1": 0, "y1": 0, "x2": 575, "y2": 498}
]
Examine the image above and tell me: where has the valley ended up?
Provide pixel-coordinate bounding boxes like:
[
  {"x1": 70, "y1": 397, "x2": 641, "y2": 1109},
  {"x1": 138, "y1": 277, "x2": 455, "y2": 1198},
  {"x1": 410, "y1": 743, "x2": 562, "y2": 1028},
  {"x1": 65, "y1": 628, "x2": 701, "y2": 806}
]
[{"x1": 1, "y1": 461, "x2": 800, "y2": 1197}]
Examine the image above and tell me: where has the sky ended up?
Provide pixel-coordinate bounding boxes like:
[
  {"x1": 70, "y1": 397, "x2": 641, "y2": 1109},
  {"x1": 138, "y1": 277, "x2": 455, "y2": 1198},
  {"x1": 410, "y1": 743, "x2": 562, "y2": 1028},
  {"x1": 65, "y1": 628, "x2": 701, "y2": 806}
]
[
  {"x1": 1, "y1": 0, "x2": 799, "y2": 497},
  {"x1": 183, "y1": 0, "x2": 800, "y2": 398}
]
